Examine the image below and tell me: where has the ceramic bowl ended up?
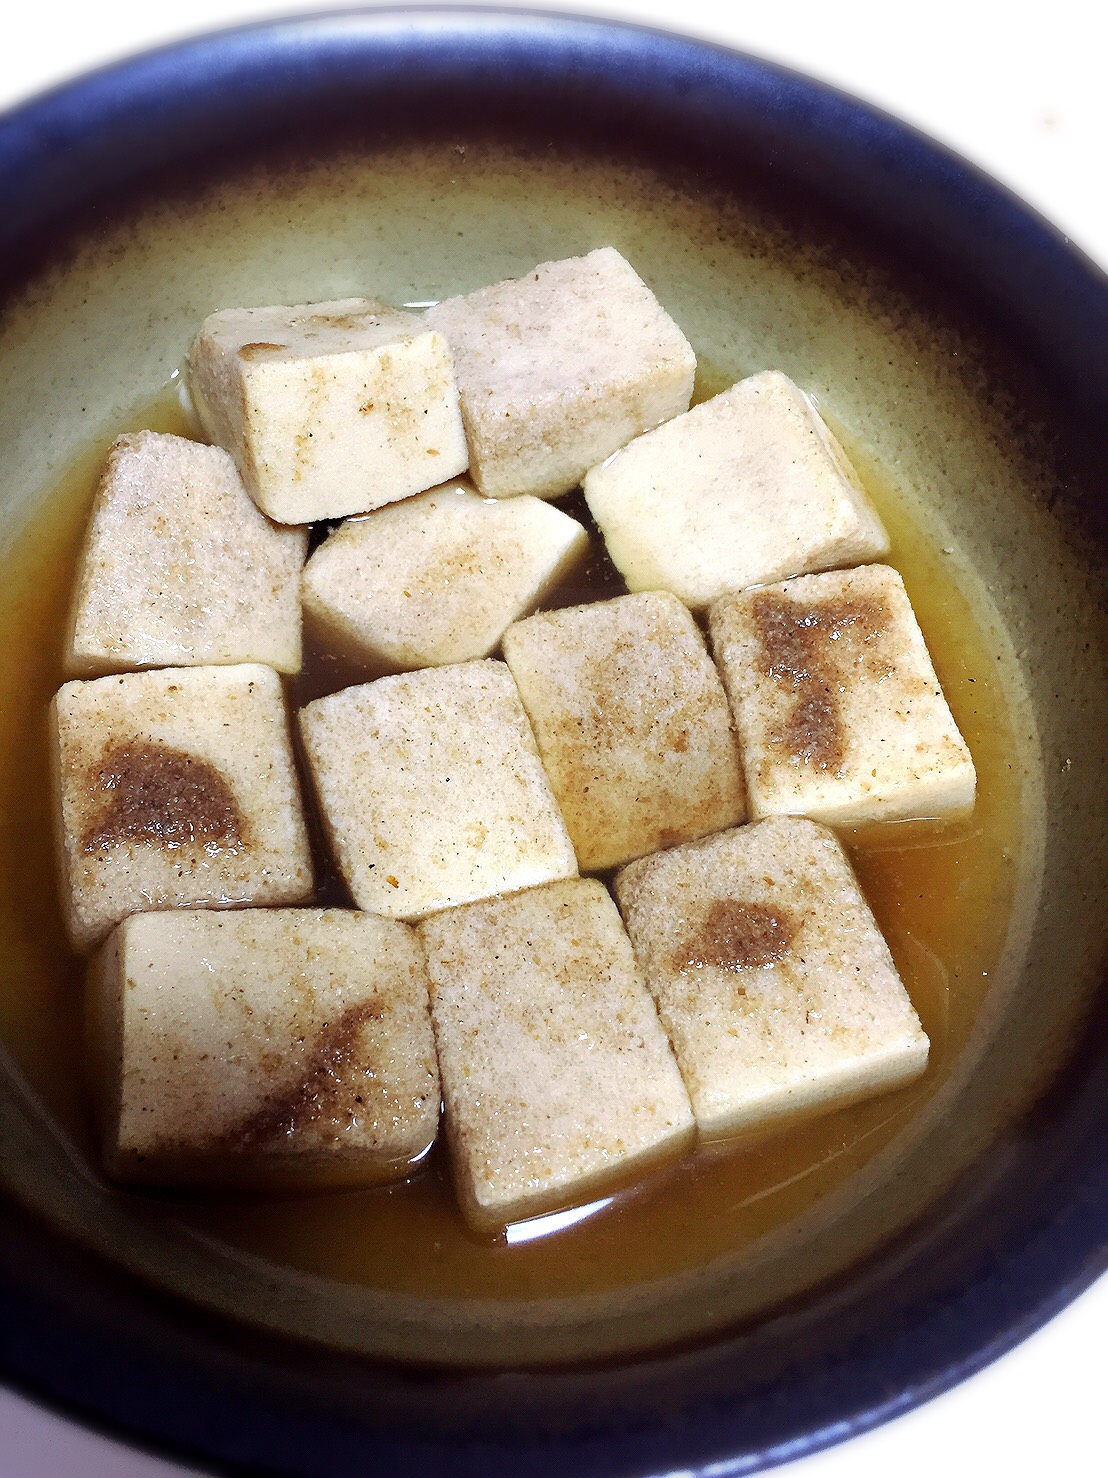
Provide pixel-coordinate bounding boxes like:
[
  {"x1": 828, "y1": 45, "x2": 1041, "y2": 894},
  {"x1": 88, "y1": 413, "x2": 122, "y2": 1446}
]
[{"x1": 0, "y1": 10, "x2": 1106, "y2": 1475}]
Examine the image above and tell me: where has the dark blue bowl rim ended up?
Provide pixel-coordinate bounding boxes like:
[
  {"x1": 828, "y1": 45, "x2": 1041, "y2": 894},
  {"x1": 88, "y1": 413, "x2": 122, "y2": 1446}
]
[{"x1": 0, "y1": 9, "x2": 1106, "y2": 1478}]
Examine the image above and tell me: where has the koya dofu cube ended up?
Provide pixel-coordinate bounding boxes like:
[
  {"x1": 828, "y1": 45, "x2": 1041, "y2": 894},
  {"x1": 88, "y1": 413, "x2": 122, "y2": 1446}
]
[
  {"x1": 188, "y1": 297, "x2": 468, "y2": 523},
  {"x1": 615, "y1": 817, "x2": 929, "y2": 1138},
  {"x1": 709, "y1": 564, "x2": 976, "y2": 825},
  {"x1": 52, "y1": 664, "x2": 313, "y2": 951},
  {"x1": 88, "y1": 908, "x2": 439, "y2": 1186}
]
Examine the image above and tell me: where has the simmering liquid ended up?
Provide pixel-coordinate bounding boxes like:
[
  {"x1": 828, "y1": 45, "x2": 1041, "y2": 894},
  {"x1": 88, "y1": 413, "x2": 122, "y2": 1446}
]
[{"x1": 0, "y1": 376, "x2": 1022, "y2": 1304}]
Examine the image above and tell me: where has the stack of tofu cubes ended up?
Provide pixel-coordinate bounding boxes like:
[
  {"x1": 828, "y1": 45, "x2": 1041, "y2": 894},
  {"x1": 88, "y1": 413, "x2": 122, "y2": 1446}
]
[{"x1": 53, "y1": 248, "x2": 975, "y2": 1232}]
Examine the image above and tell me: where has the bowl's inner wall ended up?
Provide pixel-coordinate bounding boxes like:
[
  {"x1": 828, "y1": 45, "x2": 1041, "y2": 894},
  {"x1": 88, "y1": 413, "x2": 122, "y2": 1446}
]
[{"x1": 0, "y1": 20, "x2": 1106, "y2": 1472}]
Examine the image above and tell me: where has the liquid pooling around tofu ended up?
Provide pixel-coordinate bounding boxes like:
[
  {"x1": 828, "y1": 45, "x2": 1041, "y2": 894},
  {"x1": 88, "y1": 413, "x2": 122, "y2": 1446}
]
[{"x1": 0, "y1": 373, "x2": 1028, "y2": 1315}]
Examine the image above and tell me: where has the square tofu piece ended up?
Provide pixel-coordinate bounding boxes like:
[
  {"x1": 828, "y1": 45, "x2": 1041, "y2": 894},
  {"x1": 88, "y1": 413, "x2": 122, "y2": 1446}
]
[
  {"x1": 615, "y1": 817, "x2": 929, "y2": 1138},
  {"x1": 52, "y1": 665, "x2": 313, "y2": 952},
  {"x1": 299, "y1": 659, "x2": 576, "y2": 921},
  {"x1": 89, "y1": 909, "x2": 439, "y2": 1186},
  {"x1": 425, "y1": 248, "x2": 695, "y2": 500},
  {"x1": 708, "y1": 564, "x2": 976, "y2": 825},
  {"x1": 419, "y1": 878, "x2": 694, "y2": 1230},
  {"x1": 187, "y1": 297, "x2": 468, "y2": 523},
  {"x1": 583, "y1": 371, "x2": 890, "y2": 608},
  {"x1": 503, "y1": 592, "x2": 746, "y2": 871},
  {"x1": 302, "y1": 480, "x2": 588, "y2": 671},
  {"x1": 65, "y1": 431, "x2": 306, "y2": 677}
]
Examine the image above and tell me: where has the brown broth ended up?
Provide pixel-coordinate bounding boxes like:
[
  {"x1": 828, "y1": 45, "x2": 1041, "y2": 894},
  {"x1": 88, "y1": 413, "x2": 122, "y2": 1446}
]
[{"x1": 0, "y1": 379, "x2": 1023, "y2": 1304}]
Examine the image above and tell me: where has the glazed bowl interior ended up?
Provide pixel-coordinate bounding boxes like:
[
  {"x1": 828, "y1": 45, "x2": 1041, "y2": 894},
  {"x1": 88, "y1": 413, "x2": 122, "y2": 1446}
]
[{"x1": 0, "y1": 11, "x2": 1106, "y2": 1475}]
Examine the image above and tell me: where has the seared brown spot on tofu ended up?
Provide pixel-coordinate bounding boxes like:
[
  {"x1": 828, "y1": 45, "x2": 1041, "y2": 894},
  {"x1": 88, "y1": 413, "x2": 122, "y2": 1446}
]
[
  {"x1": 675, "y1": 898, "x2": 797, "y2": 973},
  {"x1": 80, "y1": 738, "x2": 246, "y2": 855},
  {"x1": 222, "y1": 997, "x2": 384, "y2": 1150},
  {"x1": 751, "y1": 591, "x2": 889, "y2": 772},
  {"x1": 238, "y1": 342, "x2": 288, "y2": 358}
]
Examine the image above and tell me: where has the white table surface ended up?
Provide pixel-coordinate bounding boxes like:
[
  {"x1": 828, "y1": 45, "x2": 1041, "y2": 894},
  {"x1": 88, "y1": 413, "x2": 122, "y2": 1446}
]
[{"x1": 1, "y1": 3, "x2": 1104, "y2": 1474}]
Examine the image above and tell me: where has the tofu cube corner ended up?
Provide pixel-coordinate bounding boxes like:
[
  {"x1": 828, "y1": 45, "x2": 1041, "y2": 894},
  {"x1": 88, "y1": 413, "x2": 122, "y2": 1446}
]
[
  {"x1": 419, "y1": 877, "x2": 694, "y2": 1231},
  {"x1": 187, "y1": 297, "x2": 468, "y2": 523},
  {"x1": 615, "y1": 817, "x2": 929, "y2": 1138}
]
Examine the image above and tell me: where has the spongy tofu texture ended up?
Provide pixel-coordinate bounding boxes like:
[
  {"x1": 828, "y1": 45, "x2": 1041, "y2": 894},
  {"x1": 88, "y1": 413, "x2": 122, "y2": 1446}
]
[
  {"x1": 52, "y1": 665, "x2": 313, "y2": 951},
  {"x1": 89, "y1": 908, "x2": 439, "y2": 1185},
  {"x1": 503, "y1": 592, "x2": 746, "y2": 871},
  {"x1": 425, "y1": 248, "x2": 696, "y2": 499},
  {"x1": 709, "y1": 564, "x2": 976, "y2": 825},
  {"x1": 583, "y1": 371, "x2": 890, "y2": 608},
  {"x1": 301, "y1": 481, "x2": 589, "y2": 671},
  {"x1": 419, "y1": 878, "x2": 694, "y2": 1230},
  {"x1": 298, "y1": 659, "x2": 577, "y2": 921},
  {"x1": 65, "y1": 431, "x2": 306, "y2": 676},
  {"x1": 187, "y1": 297, "x2": 468, "y2": 523},
  {"x1": 615, "y1": 818, "x2": 929, "y2": 1137}
]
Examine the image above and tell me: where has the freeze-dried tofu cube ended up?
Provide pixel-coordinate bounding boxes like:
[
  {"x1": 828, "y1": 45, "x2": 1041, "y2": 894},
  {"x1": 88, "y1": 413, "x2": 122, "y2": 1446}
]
[
  {"x1": 503, "y1": 592, "x2": 746, "y2": 871},
  {"x1": 584, "y1": 371, "x2": 889, "y2": 608},
  {"x1": 52, "y1": 665, "x2": 313, "y2": 951},
  {"x1": 425, "y1": 248, "x2": 695, "y2": 500},
  {"x1": 298, "y1": 659, "x2": 576, "y2": 921},
  {"x1": 65, "y1": 431, "x2": 306, "y2": 677},
  {"x1": 419, "y1": 878, "x2": 694, "y2": 1230},
  {"x1": 615, "y1": 818, "x2": 929, "y2": 1138},
  {"x1": 187, "y1": 297, "x2": 468, "y2": 523},
  {"x1": 708, "y1": 564, "x2": 975, "y2": 825},
  {"x1": 302, "y1": 480, "x2": 588, "y2": 672},
  {"x1": 89, "y1": 908, "x2": 439, "y2": 1186}
]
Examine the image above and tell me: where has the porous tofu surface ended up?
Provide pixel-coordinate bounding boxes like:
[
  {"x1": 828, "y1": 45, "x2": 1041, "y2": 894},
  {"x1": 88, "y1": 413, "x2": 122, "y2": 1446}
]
[
  {"x1": 583, "y1": 371, "x2": 890, "y2": 608},
  {"x1": 502, "y1": 592, "x2": 746, "y2": 871},
  {"x1": 709, "y1": 564, "x2": 976, "y2": 825},
  {"x1": 65, "y1": 431, "x2": 306, "y2": 677},
  {"x1": 425, "y1": 248, "x2": 695, "y2": 500},
  {"x1": 302, "y1": 481, "x2": 588, "y2": 671},
  {"x1": 90, "y1": 908, "x2": 439, "y2": 1185},
  {"x1": 298, "y1": 659, "x2": 577, "y2": 921},
  {"x1": 52, "y1": 665, "x2": 313, "y2": 952},
  {"x1": 187, "y1": 297, "x2": 468, "y2": 523},
  {"x1": 419, "y1": 878, "x2": 694, "y2": 1230},
  {"x1": 615, "y1": 818, "x2": 929, "y2": 1137}
]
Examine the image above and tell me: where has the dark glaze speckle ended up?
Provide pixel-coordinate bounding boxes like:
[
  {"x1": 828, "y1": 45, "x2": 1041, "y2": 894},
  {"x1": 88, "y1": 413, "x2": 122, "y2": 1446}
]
[
  {"x1": 80, "y1": 738, "x2": 246, "y2": 856},
  {"x1": 674, "y1": 898, "x2": 798, "y2": 973},
  {"x1": 751, "y1": 591, "x2": 890, "y2": 772}
]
